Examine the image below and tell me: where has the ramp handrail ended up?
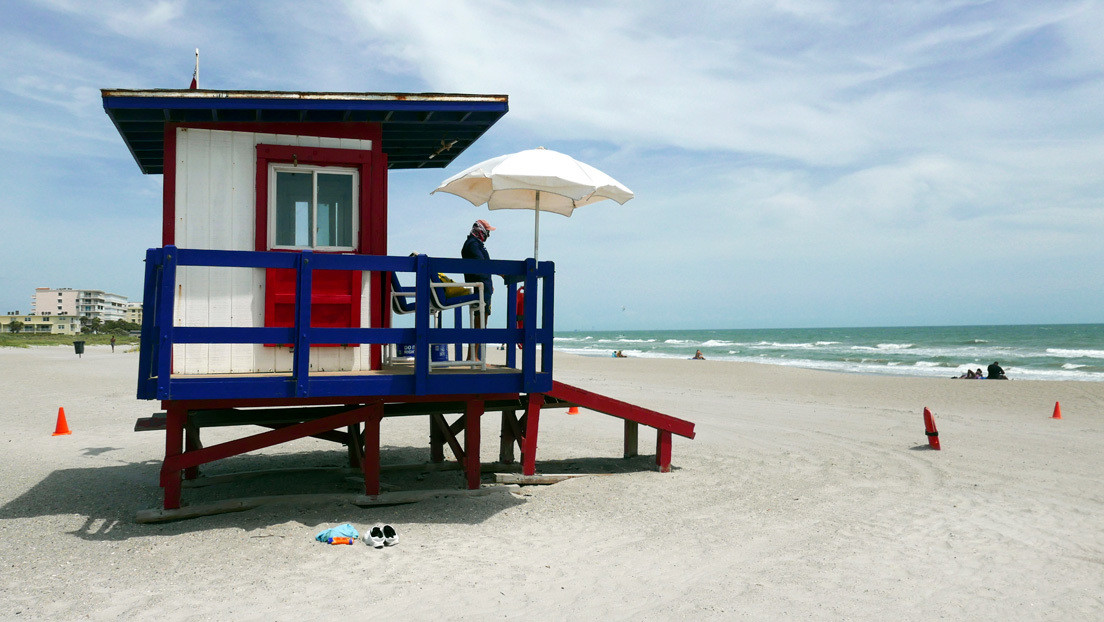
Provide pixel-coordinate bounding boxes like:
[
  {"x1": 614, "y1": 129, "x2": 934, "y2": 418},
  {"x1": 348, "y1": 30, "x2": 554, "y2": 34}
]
[{"x1": 548, "y1": 381, "x2": 696, "y2": 439}]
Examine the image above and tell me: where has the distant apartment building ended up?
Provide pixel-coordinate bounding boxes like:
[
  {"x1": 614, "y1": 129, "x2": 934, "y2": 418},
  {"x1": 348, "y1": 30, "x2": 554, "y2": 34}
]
[
  {"x1": 31, "y1": 288, "x2": 129, "y2": 322},
  {"x1": 1, "y1": 311, "x2": 82, "y2": 335},
  {"x1": 124, "y1": 301, "x2": 143, "y2": 325}
]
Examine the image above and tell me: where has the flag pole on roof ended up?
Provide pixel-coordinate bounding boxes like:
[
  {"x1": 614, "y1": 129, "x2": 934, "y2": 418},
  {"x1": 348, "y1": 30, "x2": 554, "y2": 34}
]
[{"x1": 189, "y1": 48, "x2": 199, "y2": 89}]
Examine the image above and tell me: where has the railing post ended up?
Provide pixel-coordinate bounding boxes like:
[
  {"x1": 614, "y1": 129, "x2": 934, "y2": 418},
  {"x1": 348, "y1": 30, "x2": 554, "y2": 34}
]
[
  {"x1": 540, "y1": 260, "x2": 554, "y2": 375},
  {"x1": 293, "y1": 250, "x2": 313, "y2": 398},
  {"x1": 414, "y1": 254, "x2": 431, "y2": 395},
  {"x1": 522, "y1": 258, "x2": 537, "y2": 392},
  {"x1": 138, "y1": 247, "x2": 163, "y2": 399},
  {"x1": 453, "y1": 306, "x2": 463, "y2": 361},
  {"x1": 155, "y1": 246, "x2": 178, "y2": 400},
  {"x1": 506, "y1": 282, "x2": 517, "y2": 369}
]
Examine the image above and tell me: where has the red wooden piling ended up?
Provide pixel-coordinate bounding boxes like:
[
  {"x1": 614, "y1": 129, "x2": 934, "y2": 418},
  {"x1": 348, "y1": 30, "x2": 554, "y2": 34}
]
[
  {"x1": 363, "y1": 405, "x2": 383, "y2": 495},
  {"x1": 464, "y1": 399, "x2": 483, "y2": 490},
  {"x1": 521, "y1": 393, "x2": 542, "y2": 476},
  {"x1": 161, "y1": 405, "x2": 186, "y2": 510},
  {"x1": 656, "y1": 430, "x2": 673, "y2": 472}
]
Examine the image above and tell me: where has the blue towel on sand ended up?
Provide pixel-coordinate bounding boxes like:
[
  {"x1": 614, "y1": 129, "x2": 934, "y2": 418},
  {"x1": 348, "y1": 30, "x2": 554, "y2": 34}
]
[{"x1": 315, "y1": 523, "x2": 359, "y2": 542}]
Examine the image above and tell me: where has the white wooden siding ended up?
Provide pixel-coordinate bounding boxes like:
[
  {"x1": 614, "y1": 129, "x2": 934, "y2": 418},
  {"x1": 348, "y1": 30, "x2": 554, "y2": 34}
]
[{"x1": 172, "y1": 128, "x2": 374, "y2": 374}]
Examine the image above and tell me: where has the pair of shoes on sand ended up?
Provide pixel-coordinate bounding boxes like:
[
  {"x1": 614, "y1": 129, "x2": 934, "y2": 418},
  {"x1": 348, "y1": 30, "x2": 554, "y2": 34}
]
[{"x1": 367, "y1": 524, "x2": 398, "y2": 549}]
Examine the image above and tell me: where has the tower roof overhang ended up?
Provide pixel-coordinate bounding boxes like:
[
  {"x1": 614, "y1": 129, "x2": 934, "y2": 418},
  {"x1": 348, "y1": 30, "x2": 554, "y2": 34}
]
[{"x1": 102, "y1": 88, "x2": 509, "y2": 174}]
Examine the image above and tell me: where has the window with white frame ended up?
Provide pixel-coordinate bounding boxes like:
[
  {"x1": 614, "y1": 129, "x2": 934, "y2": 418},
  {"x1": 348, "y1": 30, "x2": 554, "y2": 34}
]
[{"x1": 269, "y1": 164, "x2": 358, "y2": 251}]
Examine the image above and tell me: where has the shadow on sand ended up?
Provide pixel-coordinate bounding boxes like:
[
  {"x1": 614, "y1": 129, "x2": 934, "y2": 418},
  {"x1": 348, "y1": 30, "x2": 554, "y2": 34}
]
[{"x1": 0, "y1": 446, "x2": 665, "y2": 539}]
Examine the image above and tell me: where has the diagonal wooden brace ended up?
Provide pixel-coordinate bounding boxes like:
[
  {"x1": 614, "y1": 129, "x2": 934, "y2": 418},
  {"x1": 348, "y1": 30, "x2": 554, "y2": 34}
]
[
  {"x1": 431, "y1": 413, "x2": 466, "y2": 463},
  {"x1": 183, "y1": 419, "x2": 202, "y2": 480},
  {"x1": 161, "y1": 405, "x2": 377, "y2": 479},
  {"x1": 347, "y1": 423, "x2": 363, "y2": 469},
  {"x1": 499, "y1": 409, "x2": 527, "y2": 463}
]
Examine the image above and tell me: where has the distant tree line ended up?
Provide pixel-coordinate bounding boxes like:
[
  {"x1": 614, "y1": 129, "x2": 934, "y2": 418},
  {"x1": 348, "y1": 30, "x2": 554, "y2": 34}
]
[{"x1": 81, "y1": 317, "x2": 141, "y2": 335}]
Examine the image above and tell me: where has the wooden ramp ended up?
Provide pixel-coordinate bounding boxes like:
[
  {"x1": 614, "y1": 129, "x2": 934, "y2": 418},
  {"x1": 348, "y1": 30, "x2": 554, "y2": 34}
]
[{"x1": 545, "y1": 381, "x2": 696, "y2": 472}]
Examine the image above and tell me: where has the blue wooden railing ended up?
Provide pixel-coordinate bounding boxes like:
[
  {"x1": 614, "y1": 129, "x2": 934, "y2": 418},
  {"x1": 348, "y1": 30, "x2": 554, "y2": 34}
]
[{"x1": 137, "y1": 246, "x2": 554, "y2": 401}]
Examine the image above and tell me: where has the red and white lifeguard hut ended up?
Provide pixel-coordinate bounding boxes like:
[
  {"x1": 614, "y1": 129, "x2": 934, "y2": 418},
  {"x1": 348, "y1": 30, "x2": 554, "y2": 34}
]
[{"x1": 102, "y1": 88, "x2": 694, "y2": 520}]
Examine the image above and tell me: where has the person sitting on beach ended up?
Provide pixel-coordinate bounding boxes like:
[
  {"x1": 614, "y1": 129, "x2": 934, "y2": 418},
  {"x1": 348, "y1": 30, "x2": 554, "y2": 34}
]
[
  {"x1": 987, "y1": 361, "x2": 1007, "y2": 380},
  {"x1": 692, "y1": 350, "x2": 705, "y2": 360},
  {"x1": 616, "y1": 350, "x2": 627, "y2": 358},
  {"x1": 975, "y1": 368, "x2": 985, "y2": 379}
]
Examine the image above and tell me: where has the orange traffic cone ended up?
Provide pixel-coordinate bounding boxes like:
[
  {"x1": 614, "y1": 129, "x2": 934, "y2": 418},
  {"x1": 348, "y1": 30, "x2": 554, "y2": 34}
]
[
  {"x1": 567, "y1": 406, "x2": 579, "y2": 415},
  {"x1": 1052, "y1": 401, "x2": 1062, "y2": 420},
  {"x1": 52, "y1": 407, "x2": 71, "y2": 436}
]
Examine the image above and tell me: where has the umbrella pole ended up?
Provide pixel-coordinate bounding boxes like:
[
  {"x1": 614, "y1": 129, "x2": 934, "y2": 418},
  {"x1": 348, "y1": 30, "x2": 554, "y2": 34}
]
[{"x1": 533, "y1": 191, "x2": 540, "y2": 262}]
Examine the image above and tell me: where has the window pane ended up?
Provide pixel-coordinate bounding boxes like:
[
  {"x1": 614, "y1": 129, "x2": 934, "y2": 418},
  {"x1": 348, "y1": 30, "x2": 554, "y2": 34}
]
[
  {"x1": 274, "y1": 171, "x2": 313, "y2": 247},
  {"x1": 316, "y1": 173, "x2": 354, "y2": 248}
]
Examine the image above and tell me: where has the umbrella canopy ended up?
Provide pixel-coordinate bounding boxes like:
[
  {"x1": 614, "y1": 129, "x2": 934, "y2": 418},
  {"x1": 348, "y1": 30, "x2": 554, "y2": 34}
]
[{"x1": 432, "y1": 147, "x2": 633, "y2": 260}]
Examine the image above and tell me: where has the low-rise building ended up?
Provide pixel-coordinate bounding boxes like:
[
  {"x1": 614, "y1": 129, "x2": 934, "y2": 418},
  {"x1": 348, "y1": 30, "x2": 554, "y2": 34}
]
[
  {"x1": 1, "y1": 312, "x2": 82, "y2": 335},
  {"x1": 125, "y1": 302, "x2": 143, "y2": 325}
]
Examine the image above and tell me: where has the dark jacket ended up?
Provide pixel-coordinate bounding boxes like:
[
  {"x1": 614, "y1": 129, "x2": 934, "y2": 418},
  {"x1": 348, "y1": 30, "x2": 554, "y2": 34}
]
[{"x1": 461, "y1": 235, "x2": 492, "y2": 301}]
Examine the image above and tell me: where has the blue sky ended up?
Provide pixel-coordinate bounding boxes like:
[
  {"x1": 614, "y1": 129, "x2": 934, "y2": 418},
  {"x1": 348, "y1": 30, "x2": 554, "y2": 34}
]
[{"x1": 1, "y1": 0, "x2": 1102, "y2": 330}]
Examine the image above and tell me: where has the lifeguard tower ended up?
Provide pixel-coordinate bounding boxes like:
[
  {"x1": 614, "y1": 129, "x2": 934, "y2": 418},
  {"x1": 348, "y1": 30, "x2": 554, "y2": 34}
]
[{"x1": 102, "y1": 88, "x2": 694, "y2": 519}]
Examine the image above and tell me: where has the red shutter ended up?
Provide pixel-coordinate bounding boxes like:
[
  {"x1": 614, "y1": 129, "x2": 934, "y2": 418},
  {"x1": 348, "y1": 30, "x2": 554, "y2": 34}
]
[{"x1": 264, "y1": 266, "x2": 361, "y2": 347}]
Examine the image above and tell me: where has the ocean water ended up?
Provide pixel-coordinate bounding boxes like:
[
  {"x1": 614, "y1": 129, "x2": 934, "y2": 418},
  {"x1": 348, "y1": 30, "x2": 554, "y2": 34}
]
[{"x1": 553, "y1": 324, "x2": 1104, "y2": 382}]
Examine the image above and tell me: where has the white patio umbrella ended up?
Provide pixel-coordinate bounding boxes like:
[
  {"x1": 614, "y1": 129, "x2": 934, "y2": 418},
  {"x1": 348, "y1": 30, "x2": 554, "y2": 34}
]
[{"x1": 431, "y1": 147, "x2": 634, "y2": 261}]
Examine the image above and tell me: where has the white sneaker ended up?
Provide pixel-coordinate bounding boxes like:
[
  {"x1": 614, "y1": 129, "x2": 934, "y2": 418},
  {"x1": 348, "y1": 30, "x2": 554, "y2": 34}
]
[
  {"x1": 367, "y1": 524, "x2": 385, "y2": 549},
  {"x1": 382, "y1": 524, "x2": 399, "y2": 547}
]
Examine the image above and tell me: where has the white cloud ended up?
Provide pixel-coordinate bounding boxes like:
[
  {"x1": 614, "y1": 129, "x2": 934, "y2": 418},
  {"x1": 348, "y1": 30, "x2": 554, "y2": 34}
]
[
  {"x1": 344, "y1": 0, "x2": 1104, "y2": 181},
  {"x1": 36, "y1": 0, "x2": 187, "y2": 42}
]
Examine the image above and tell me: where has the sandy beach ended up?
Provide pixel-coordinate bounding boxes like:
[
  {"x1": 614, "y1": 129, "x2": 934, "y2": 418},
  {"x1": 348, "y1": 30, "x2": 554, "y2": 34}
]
[{"x1": 1, "y1": 345, "x2": 1102, "y2": 620}]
